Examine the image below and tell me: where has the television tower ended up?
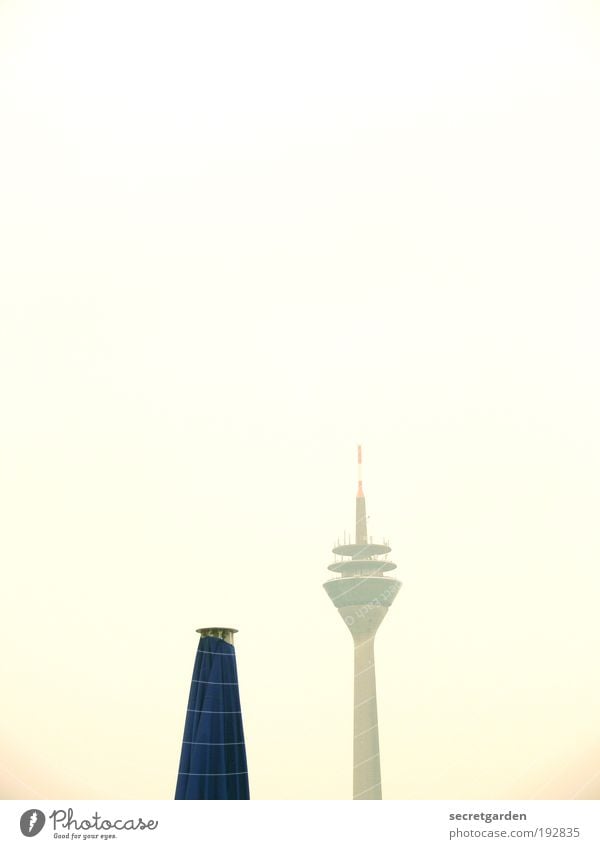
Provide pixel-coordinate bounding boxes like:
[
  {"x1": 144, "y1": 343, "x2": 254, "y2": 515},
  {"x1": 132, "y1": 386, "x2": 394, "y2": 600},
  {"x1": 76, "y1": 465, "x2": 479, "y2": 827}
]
[{"x1": 323, "y1": 446, "x2": 401, "y2": 800}]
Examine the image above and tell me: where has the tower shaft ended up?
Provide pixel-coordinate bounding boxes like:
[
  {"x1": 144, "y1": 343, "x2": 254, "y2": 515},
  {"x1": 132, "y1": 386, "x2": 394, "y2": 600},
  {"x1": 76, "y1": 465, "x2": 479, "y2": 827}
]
[{"x1": 353, "y1": 634, "x2": 381, "y2": 799}]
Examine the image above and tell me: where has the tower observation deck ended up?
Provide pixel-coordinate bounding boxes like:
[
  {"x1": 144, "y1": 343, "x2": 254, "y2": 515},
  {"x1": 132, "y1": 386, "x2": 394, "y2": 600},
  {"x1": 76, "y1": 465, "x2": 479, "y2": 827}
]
[{"x1": 323, "y1": 446, "x2": 401, "y2": 800}]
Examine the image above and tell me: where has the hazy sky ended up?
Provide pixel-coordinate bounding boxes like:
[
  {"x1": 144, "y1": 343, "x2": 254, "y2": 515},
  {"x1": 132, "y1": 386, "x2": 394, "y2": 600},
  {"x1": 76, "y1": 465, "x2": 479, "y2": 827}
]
[{"x1": 1, "y1": 0, "x2": 599, "y2": 800}]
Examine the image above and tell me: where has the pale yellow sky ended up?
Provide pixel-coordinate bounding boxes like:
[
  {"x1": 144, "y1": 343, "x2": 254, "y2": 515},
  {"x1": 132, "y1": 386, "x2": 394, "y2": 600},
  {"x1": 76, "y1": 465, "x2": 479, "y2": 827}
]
[{"x1": 1, "y1": 0, "x2": 599, "y2": 800}]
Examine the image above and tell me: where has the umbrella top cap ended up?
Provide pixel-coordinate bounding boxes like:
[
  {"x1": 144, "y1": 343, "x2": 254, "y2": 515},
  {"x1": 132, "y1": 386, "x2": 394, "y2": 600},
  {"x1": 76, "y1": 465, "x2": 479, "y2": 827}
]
[{"x1": 196, "y1": 627, "x2": 238, "y2": 645}]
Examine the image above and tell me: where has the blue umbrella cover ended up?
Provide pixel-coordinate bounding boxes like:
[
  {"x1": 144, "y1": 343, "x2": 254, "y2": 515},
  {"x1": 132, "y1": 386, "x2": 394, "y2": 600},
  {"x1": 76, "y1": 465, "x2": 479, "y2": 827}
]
[{"x1": 175, "y1": 633, "x2": 250, "y2": 799}]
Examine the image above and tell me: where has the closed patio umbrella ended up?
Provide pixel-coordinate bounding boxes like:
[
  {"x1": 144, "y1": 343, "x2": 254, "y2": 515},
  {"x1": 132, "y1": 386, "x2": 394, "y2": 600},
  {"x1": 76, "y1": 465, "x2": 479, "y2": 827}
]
[{"x1": 175, "y1": 627, "x2": 250, "y2": 800}]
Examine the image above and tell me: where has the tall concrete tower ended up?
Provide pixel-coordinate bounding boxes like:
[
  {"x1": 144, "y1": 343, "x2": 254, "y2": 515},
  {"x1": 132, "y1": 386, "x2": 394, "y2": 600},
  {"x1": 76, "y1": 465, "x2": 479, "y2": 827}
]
[{"x1": 323, "y1": 446, "x2": 401, "y2": 800}]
